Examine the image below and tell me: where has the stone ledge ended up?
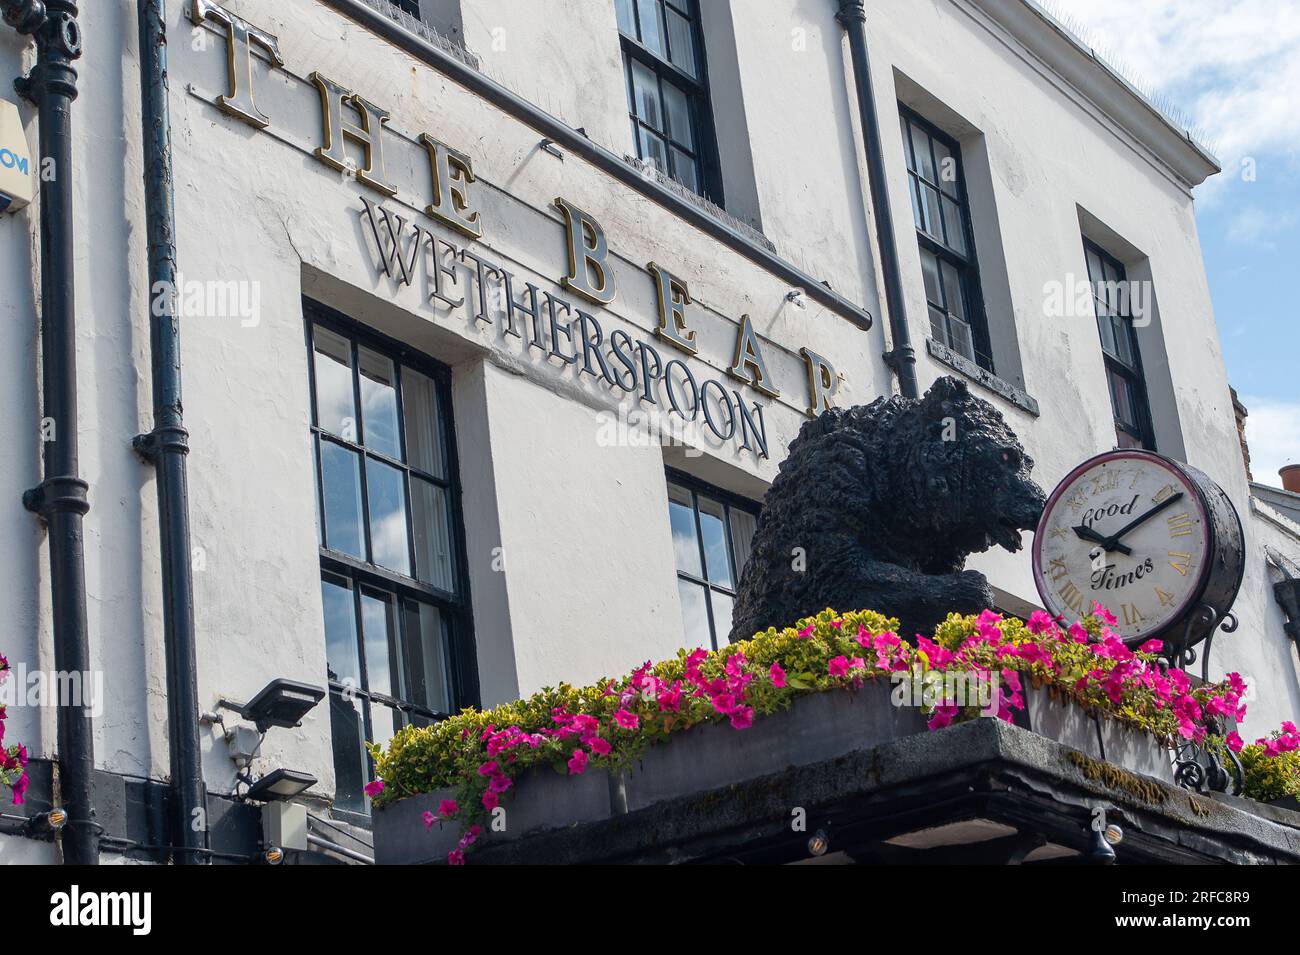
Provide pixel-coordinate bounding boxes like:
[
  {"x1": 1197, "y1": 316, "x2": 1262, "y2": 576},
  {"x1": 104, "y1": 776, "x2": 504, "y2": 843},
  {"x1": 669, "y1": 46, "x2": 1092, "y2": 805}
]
[{"x1": 925, "y1": 338, "x2": 1040, "y2": 416}]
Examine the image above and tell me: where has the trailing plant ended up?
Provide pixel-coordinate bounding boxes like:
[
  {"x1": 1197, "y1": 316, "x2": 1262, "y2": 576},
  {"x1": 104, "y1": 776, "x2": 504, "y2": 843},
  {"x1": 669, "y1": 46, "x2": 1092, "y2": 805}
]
[
  {"x1": 368, "y1": 603, "x2": 1251, "y2": 863},
  {"x1": 1234, "y1": 723, "x2": 1300, "y2": 803},
  {"x1": 0, "y1": 654, "x2": 29, "y2": 805}
]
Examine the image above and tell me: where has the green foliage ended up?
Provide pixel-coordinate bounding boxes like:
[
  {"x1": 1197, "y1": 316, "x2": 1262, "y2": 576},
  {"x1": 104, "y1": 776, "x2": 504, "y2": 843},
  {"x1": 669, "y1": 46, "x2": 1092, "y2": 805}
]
[{"x1": 1239, "y1": 740, "x2": 1300, "y2": 803}]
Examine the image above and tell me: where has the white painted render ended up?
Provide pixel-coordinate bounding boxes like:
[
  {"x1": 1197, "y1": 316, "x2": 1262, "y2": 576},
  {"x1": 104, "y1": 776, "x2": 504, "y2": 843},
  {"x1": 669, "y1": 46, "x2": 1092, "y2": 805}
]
[{"x1": 0, "y1": 0, "x2": 1294, "y2": 837}]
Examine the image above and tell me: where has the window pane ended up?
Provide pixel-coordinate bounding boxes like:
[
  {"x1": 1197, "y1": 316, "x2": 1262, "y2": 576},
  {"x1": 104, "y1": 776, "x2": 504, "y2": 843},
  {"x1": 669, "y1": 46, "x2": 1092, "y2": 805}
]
[
  {"x1": 1109, "y1": 367, "x2": 1138, "y2": 429},
  {"x1": 358, "y1": 347, "x2": 401, "y2": 459},
  {"x1": 370, "y1": 700, "x2": 402, "y2": 752},
  {"x1": 614, "y1": 0, "x2": 635, "y2": 35},
  {"x1": 920, "y1": 248, "x2": 944, "y2": 307},
  {"x1": 941, "y1": 196, "x2": 967, "y2": 256},
  {"x1": 1095, "y1": 308, "x2": 1118, "y2": 356},
  {"x1": 670, "y1": 148, "x2": 698, "y2": 192},
  {"x1": 402, "y1": 367, "x2": 447, "y2": 478},
  {"x1": 1086, "y1": 248, "x2": 1105, "y2": 285},
  {"x1": 665, "y1": 6, "x2": 696, "y2": 76},
  {"x1": 636, "y1": 0, "x2": 663, "y2": 54},
  {"x1": 321, "y1": 574, "x2": 361, "y2": 686},
  {"x1": 360, "y1": 589, "x2": 399, "y2": 698},
  {"x1": 948, "y1": 317, "x2": 975, "y2": 361},
  {"x1": 662, "y1": 80, "x2": 694, "y2": 148},
  {"x1": 729, "y1": 508, "x2": 758, "y2": 579},
  {"x1": 698, "y1": 497, "x2": 732, "y2": 587},
  {"x1": 909, "y1": 123, "x2": 935, "y2": 181},
  {"x1": 932, "y1": 138, "x2": 959, "y2": 196},
  {"x1": 929, "y1": 305, "x2": 948, "y2": 343},
  {"x1": 320, "y1": 440, "x2": 365, "y2": 558},
  {"x1": 640, "y1": 126, "x2": 668, "y2": 171},
  {"x1": 328, "y1": 689, "x2": 367, "y2": 814},
  {"x1": 668, "y1": 483, "x2": 702, "y2": 576},
  {"x1": 941, "y1": 260, "x2": 967, "y2": 321},
  {"x1": 677, "y1": 578, "x2": 712, "y2": 648},
  {"x1": 366, "y1": 458, "x2": 411, "y2": 575},
  {"x1": 919, "y1": 184, "x2": 942, "y2": 240},
  {"x1": 631, "y1": 59, "x2": 662, "y2": 129},
  {"x1": 900, "y1": 114, "x2": 916, "y2": 171},
  {"x1": 710, "y1": 590, "x2": 734, "y2": 645},
  {"x1": 908, "y1": 178, "x2": 925, "y2": 231},
  {"x1": 313, "y1": 326, "x2": 356, "y2": 438},
  {"x1": 405, "y1": 601, "x2": 452, "y2": 714},
  {"x1": 412, "y1": 476, "x2": 455, "y2": 592}
]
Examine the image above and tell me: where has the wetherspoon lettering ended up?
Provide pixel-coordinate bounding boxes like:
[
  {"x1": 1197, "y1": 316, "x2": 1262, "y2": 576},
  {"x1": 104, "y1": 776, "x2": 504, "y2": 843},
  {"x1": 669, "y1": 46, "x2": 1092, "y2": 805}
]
[{"x1": 190, "y1": 0, "x2": 844, "y2": 456}]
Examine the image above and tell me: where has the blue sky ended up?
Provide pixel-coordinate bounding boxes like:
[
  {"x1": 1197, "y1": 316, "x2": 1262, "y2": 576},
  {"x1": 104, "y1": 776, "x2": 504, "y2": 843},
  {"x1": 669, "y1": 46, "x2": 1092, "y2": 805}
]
[{"x1": 1050, "y1": 0, "x2": 1300, "y2": 488}]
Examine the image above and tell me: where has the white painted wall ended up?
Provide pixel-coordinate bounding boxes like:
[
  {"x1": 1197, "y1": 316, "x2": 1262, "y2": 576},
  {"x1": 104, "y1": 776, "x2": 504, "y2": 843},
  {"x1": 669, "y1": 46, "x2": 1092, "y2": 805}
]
[{"x1": 0, "y1": 0, "x2": 1294, "y2": 859}]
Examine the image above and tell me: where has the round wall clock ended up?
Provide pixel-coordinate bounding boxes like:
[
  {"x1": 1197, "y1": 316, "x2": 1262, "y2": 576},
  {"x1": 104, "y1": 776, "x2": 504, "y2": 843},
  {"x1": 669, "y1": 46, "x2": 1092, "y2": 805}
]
[{"x1": 1032, "y1": 450, "x2": 1244, "y2": 649}]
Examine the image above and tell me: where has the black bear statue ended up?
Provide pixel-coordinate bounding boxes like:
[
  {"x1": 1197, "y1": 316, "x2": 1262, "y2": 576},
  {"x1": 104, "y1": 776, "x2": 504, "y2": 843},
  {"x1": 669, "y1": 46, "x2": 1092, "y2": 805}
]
[{"x1": 729, "y1": 376, "x2": 1046, "y2": 643}]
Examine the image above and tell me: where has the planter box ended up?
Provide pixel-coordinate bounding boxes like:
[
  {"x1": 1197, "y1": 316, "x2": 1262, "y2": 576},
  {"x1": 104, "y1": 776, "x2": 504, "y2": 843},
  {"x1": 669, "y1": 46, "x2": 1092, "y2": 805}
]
[
  {"x1": 618, "y1": 682, "x2": 929, "y2": 812},
  {"x1": 373, "y1": 680, "x2": 1174, "y2": 863},
  {"x1": 1024, "y1": 685, "x2": 1174, "y2": 784},
  {"x1": 373, "y1": 762, "x2": 617, "y2": 865},
  {"x1": 374, "y1": 678, "x2": 927, "y2": 864}
]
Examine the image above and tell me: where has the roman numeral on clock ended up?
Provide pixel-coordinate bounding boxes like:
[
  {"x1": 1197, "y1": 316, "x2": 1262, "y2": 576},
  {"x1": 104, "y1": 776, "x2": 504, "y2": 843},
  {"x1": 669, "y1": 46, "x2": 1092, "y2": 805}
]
[
  {"x1": 1048, "y1": 557, "x2": 1068, "y2": 582},
  {"x1": 1121, "y1": 602, "x2": 1145, "y2": 626},
  {"x1": 1059, "y1": 580, "x2": 1085, "y2": 613},
  {"x1": 1168, "y1": 551, "x2": 1192, "y2": 576},
  {"x1": 1155, "y1": 585, "x2": 1175, "y2": 607}
]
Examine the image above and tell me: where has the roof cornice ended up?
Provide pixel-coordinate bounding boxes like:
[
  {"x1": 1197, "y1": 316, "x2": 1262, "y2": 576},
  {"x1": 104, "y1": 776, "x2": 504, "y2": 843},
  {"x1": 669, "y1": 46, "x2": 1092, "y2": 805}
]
[{"x1": 966, "y1": 0, "x2": 1222, "y2": 189}]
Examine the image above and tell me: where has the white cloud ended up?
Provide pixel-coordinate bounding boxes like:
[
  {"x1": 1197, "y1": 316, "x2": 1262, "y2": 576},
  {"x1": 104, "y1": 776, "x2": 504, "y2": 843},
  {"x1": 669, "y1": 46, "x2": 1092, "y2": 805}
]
[
  {"x1": 1241, "y1": 395, "x2": 1300, "y2": 488},
  {"x1": 1225, "y1": 206, "x2": 1298, "y2": 248},
  {"x1": 1044, "y1": 0, "x2": 1300, "y2": 204}
]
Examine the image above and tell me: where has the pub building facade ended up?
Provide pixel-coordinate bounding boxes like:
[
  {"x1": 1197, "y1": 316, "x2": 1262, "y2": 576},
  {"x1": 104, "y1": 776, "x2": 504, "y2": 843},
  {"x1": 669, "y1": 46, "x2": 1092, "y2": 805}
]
[{"x1": 0, "y1": 0, "x2": 1297, "y2": 864}]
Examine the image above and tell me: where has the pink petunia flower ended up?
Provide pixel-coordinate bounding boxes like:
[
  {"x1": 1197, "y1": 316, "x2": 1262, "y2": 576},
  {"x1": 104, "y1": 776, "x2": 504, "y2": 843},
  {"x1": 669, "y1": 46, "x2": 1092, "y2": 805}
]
[
  {"x1": 769, "y1": 662, "x2": 787, "y2": 688},
  {"x1": 614, "y1": 708, "x2": 640, "y2": 731},
  {"x1": 828, "y1": 656, "x2": 850, "y2": 677},
  {"x1": 729, "y1": 706, "x2": 754, "y2": 730},
  {"x1": 448, "y1": 849, "x2": 466, "y2": 865},
  {"x1": 439, "y1": 799, "x2": 459, "y2": 818},
  {"x1": 423, "y1": 810, "x2": 436, "y2": 831},
  {"x1": 363, "y1": 780, "x2": 384, "y2": 798},
  {"x1": 567, "y1": 748, "x2": 588, "y2": 775},
  {"x1": 1093, "y1": 602, "x2": 1118, "y2": 626}
]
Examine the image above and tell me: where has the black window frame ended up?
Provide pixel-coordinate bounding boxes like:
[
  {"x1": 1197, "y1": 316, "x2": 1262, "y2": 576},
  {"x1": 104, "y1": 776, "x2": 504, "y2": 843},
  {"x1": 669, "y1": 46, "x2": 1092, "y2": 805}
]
[
  {"x1": 899, "y1": 105, "x2": 994, "y2": 372},
  {"x1": 615, "y1": 0, "x2": 724, "y2": 206},
  {"x1": 304, "y1": 299, "x2": 479, "y2": 821},
  {"x1": 1082, "y1": 238, "x2": 1157, "y2": 451},
  {"x1": 387, "y1": 0, "x2": 422, "y2": 18},
  {"x1": 666, "y1": 467, "x2": 759, "y2": 651}
]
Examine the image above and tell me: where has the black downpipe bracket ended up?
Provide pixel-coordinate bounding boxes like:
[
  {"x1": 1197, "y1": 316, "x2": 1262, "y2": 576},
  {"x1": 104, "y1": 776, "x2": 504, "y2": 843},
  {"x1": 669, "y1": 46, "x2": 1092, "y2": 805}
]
[
  {"x1": 133, "y1": 0, "x2": 208, "y2": 864},
  {"x1": 4, "y1": 0, "x2": 99, "y2": 864},
  {"x1": 836, "y1": 0, "x2": 919, "y2": 399}
]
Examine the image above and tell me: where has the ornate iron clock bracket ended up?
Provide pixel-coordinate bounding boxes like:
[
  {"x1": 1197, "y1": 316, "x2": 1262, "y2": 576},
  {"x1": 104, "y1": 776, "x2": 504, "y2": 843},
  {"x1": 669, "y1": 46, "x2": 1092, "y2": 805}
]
[{"x1": 1161, "y1": 604, "x2": 1243, "y2": 796}]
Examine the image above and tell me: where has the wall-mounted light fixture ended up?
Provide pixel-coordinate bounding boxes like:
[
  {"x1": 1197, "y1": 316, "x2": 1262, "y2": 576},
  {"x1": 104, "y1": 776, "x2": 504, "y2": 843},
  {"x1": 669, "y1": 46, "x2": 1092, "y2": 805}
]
[{"x1": 246, "y1": 768, "x2": 318, "y2": 803}]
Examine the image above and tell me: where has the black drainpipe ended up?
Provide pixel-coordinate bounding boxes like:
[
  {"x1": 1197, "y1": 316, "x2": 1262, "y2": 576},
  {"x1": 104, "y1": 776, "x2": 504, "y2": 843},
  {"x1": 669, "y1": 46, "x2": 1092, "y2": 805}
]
[
  {"x1": 132, "y1": 0, "x2": 207, "y2": 864},
  {"x1": 836, "y1": 0, "x2": 918, "y2": 398},
  {"x1": 3, "y1": 0, "x2": 98, "y2": 864}
]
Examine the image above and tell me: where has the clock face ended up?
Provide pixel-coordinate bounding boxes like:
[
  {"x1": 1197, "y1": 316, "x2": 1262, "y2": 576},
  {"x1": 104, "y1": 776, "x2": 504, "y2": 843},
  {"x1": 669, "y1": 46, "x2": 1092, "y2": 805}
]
[{"x1": 1033, "y1": 451, "x2": 1211, "y2": 643}]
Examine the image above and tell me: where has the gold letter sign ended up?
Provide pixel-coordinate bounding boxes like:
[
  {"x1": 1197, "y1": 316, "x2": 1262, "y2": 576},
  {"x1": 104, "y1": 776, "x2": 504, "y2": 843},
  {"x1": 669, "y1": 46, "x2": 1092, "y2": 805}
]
[
  {"x1": 553, "y1": 197, "x2": 616, "y2": 305},
  {"x1": 311, "y1": 72, "x2": 397, "y2": 196},
  {"x1": 419, "y1": 134, "x2": 483, "y2": 239},
  {"x1": 191, "y1": 0, "x2": 284, "y2": 129},
  {"x1": 800, "y1": 347, "x2": 839, "y2": 417},
  {"x1": 647, "y1": 262, "x2": 697, "y2": 355},
  {"x1": 728, "y1": 314, "x2": 779, "y2": 397}
]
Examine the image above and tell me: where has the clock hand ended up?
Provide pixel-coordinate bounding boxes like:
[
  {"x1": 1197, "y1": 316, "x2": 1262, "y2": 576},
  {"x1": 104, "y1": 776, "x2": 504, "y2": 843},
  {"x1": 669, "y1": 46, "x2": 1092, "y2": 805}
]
[
  {"x1": 1102, "y1": 491, "x2": 1185, "y2": 550},
  {"x1": 1072, "y1": 524, "x2": 1133, "y2": 556}
]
